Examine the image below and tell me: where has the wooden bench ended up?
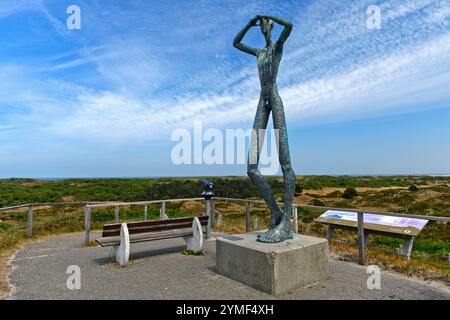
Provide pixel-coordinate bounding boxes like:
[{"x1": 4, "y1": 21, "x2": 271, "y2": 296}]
[
  {"x1": 96, "y1": 216, "x2": 209, "y2": 267},
  {"x1": 315, "y1": 210, "x2": 428, "y2": 260}
]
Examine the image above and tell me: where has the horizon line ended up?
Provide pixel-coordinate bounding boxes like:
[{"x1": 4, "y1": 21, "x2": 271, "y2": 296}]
[{"x1": 1, "y1": 173, "x2": 450, "y2": 180}]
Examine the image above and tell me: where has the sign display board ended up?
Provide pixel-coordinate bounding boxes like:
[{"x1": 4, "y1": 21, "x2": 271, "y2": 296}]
[{"x1": 315, "y1": 210, "x2": 428, "y2": 236}]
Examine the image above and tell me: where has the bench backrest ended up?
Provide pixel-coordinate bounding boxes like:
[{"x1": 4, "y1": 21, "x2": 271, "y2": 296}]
[{"x1": 101, "y1": 216, "x2": 209, "y2": 238}]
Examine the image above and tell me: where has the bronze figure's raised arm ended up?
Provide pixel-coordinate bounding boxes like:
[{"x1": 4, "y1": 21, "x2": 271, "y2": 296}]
[{"x1": 233, "y1": 15, "x2": 296, "y2": 243}]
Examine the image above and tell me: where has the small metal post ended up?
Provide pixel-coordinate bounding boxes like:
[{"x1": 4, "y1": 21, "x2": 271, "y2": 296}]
[
  {"x1": 357, "y1": 211, "x2": 366, "y2": 265},
  {"x1": 292, "y1": 206, "x2": 298, "y2": 234},
  {"x1": 27, "y1": 205, "x2": 33, "y2": 237},
  {"x1": 205, "y1": 199, "x2": 212, "y2": 239},
  {"x1": 84, "y1": 205, "x2": 91, "y2": 245},
  {"x1": 200, "y1": 180, "x2": 213, "y2": 239},
  {"x1": 114, "y1": 205, "x2": 120, "y2": 223},
  {"x1": 160, "y1": 201, "x2": 166, "y2": 220},
  {"x1": 211, "y1": 200, "x2": 215, "y2": 226},
  {"x1": 144, "y1": 205, "x2": 148, "y2": 221},
  {"x1": 253, "y1": 216, "x2": 258, "y2": 230},
  {"x1": 245, "y1": 201, "x2": 250, "y2": 232}
]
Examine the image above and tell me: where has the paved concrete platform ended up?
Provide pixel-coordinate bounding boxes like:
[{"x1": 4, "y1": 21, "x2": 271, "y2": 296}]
[{"x1": 5, "y1": 232, "x2": 450, "y2": 300}]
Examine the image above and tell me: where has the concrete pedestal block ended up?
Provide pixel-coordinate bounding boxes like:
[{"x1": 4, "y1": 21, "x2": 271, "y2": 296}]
[{"x1": 216, "y1": 231, "x2": 329, "y2": 295}]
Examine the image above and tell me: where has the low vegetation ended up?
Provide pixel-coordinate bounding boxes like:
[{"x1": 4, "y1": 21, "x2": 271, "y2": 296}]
[{"x1": 0, "y1": 175, "x2": 449, "y2": 293}]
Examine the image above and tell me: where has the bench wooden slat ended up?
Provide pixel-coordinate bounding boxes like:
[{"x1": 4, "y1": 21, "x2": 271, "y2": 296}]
[
  {"x1": 96, "y1": 228, "x2": 193, "y2": 247},
  {"x1": 101, "y1": 216, "x2": 208, "y2": 237},
  {"x1": 102, "y1": 221, "x2": 195, "y2": 237},
  {"x1": 95, "y1": 216, "x2": 208, "y2": 267},
  {"x1": 102, "y1": 216, "x2": 208, "y2": 231}
]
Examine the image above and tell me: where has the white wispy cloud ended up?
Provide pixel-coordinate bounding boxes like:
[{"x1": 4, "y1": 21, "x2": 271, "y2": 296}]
[
  {"x1": 0, "y1": 0, "x2": 39, "y2": 19},
  {"x1": 52, "y1": 33, "x2": 450, "y2": 140},
  {"x1": 1, "y1": 0, "x2": 450, "y2": 146}
]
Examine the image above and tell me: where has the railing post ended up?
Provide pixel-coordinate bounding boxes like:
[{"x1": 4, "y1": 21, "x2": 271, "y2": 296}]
[
  {"x1": 216, "y1": 213, "x2": 222, "y2": 226},
  {"x1": 160, "y1": 201, "x2": 166, "y2": 220},
  {"x1": 114, "y1": 205, "x2": 120, "y2": 223},
  {"x1": 27, "y1": 205, "x2": 33, "y2": 237},
  {"x1": 292, "y1": 206, "x2": 298, "y2": 234},
  {"x1": 205, "y1": 199, "x2": 212, "y2": 239},
  {"x1": 144, "y1": 205, "x2": 148, "y2": 221},
  {"x1": 84, "y1": 205, "x2": 91, "y2": 245},
  {"x1": 357, "y1": 211, "x2": 366, "y2": 265},
  {"x1": 245, "y1": 201, "x2": 250, "y2": 232}
]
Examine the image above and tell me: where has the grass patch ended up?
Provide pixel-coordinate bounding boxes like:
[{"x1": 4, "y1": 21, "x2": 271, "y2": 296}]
[
  {"x1": 181, "y1": 249, "x2": 203, "y2": 256},
  {"x1": 330, "y1": 241, "x2": 449, "y2": 284},
  {"x1": 372, "y1": 236, "x2": 450, "y2": 255},
  {"x1": 0, "y1": 223, "x2": 12, "y2": 232}
]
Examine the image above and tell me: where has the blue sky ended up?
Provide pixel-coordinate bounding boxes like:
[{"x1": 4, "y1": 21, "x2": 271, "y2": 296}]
[{"x1": 0, "y1": 0, "x2": 450, "y2": 178}]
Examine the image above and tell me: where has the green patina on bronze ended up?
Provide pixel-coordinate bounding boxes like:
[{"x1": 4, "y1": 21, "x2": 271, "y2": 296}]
[{"x1": 233, "y1": 15, "x2": 296, "y2": 243}]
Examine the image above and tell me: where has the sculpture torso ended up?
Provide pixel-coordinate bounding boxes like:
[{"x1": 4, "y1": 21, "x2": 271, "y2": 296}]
[{"x1": 256, "y1": 43, "x2": 282, "y2": 89}]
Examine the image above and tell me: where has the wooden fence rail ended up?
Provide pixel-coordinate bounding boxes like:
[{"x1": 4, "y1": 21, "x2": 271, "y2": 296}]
[{"x1": 0, "y1": 201, "x2": 107, "y2": 237}]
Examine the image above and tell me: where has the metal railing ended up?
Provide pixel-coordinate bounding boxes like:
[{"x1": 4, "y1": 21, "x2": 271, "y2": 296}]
[{"x1": 1, "y1": 197, "x2": 448, "y2": 265}]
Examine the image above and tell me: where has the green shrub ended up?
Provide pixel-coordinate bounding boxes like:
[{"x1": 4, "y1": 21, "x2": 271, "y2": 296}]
[
  {"x1": 309, "y1": 199, "x2": 325, "y2": 207},
  {"x1": 0, "y1": 222, "x2": 12, "y2": 232},
  {"x1": 295, "y1": 183, "x2": 303, "y2": 194},
  {"x1": 408, "y1": 184, "x2": 419, "y2": 192},
  {"x1": 343, "y1": 188, "x2": 358, "y2": 199},
  {"x1": 298, "y1": 208, "x2": 322, "y2": 223}
]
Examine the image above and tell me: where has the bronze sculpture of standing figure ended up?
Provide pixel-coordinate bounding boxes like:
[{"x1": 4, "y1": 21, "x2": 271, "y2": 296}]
[{"x1": 233, "y1": 15, "x2": 296, "y2": 243}]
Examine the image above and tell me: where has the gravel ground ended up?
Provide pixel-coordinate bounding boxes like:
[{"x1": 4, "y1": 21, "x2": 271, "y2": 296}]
[{"x1": 5, "y1": 232, "x2": 450, "y2": 300}]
